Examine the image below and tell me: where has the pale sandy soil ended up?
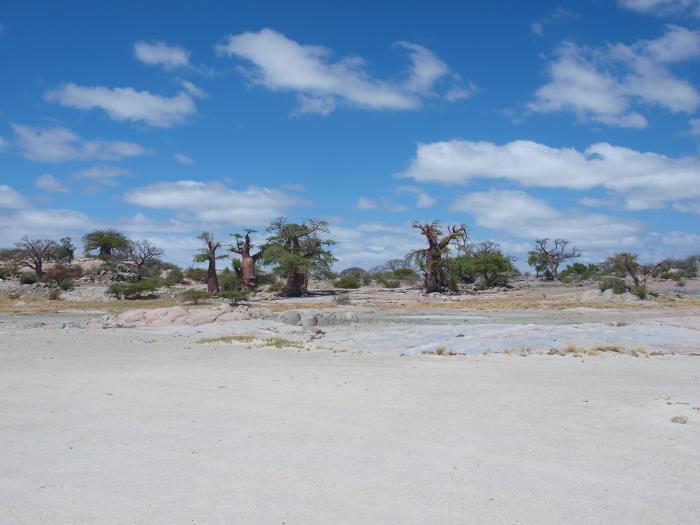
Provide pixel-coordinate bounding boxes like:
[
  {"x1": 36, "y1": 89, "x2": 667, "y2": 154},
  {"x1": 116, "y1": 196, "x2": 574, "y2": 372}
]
[{"x1": 1, "y1": 285, "x2": 699, "y2": 524}]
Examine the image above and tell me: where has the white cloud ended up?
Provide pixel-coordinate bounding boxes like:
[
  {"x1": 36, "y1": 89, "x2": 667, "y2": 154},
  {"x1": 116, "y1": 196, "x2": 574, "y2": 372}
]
[
  {"x1": 530, "y1": 26, "x2": 700, "y2": 127},
  {"x1": 215, "y1": 28, "x2": 474, "y2": 114},
  {"x1": 133, "y1": 40, "x2": 192, "y2": 71},
  {"x1": 173, "y1": 153, "x2": 194, "y2": 165},
  {"x1": 690, "y1": 117, "x2": 700, "y2": 134},
  {"x1": 123, "y1": 180, "x2": 308, "y2": 225},
  {"x1": 619, "y1": 0, "x2": 700, "y2": 17},
  {"x1": 12, "y1": 123, "x2": 149, "y2": 162},
  {"x1": 400, "y1": 138, "x2": 700, "y2": 210},
  {"x1": 179, "y1": 79, "x2": 207, "y2": 98},
  {"x1": 450, "y1": 189, "x2": 643, "y2": 252},
  {"x1": 44, "y1": 82, "x2": 197, "y2": 127},
  {"x1": 34, "y1": 174, "x2": 69, "y2": 193},
  {"x1": 0, "y1": 207, "x2": 95, "y2": 246},
  {"x1": 0, "y1": 184, "x2": 30, "y2": 209},
  {"x1": 530, "y1": 8, "x2": 578, "y2": 37},
  {"x1": 395, "y1": 185, "x2": 437, "y2": 208},
  {"x1": 329, "y1": 222, "x2": 424, "y2": 269},
  {"x1": 72, "y1": 165, "x2": 129, "y2": 185},
  {"x1": 0, "y1": 136, "x2": 7, "y2": 150},
  {"x1": 356, "y1": 197, "x2": 377, "y2": 210}
]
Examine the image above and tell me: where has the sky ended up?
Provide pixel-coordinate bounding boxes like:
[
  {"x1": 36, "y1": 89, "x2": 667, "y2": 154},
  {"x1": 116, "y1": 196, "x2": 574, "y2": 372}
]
[{"x1": 1, "y1": 0, "x2": 700, "y2": 270}]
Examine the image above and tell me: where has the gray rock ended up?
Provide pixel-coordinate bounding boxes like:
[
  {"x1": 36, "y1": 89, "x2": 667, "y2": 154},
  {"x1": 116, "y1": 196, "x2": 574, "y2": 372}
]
[
  {"x1": 279, "y1": 310, "x2": 301, "y2": 326},
  {"x1": 671, "y1": 416, "x2": 688, "y2": 424}
]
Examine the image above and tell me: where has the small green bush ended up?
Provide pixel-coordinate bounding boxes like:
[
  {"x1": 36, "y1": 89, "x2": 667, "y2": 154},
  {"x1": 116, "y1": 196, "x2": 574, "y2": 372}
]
[
  {"x1": 0, "y1": 265, "x2": 17, "y2": 279},
  {"x1": 108, "y1": 279, "x2": 159, "y2": 300},
  {"x1": 383, "y1": 279, "x2": 400, "y2": 289},
  {"x1": 632, "y1": 285, "x2": 647, "y2": 300},
  {"x1": 333, "y1": 291, "x2": 351, "y2": 305},
  {"x1": 58, "y1": 279, "x2": 73, "y2": 291},
  {"x1": 218, "y1": 268, "x2": 240, "y2": 292},
  {"x1": 267, "y1": 282, "x2": 283, "y2": 293},
  {"x1": 180, "y1": 289, "x2": 212, "y2": 304},
  {"x1": 185, "y1": 267, "x2": 208, "y2": 283},
  {"x1": 164, "y1": 267, "x2": 185, "y2": 287},
  {"x1": 334, "y1": 273, "x2": 361, "y2": 289},
  {"x1": 48, "y1": 288, "x2": 62, "y2": 300},
  {"x1": 391, "y1": 268, "x2": 419, "y2": 281},
  {"x1": 19, "y1": 272, "x2": 37, "y2": 285},
  {"x1": 599, "y1": 277, "x2": 627, "y2": 295},
  {"x1": 217, "y1": 289, "x2": 250, "y2": 304}
]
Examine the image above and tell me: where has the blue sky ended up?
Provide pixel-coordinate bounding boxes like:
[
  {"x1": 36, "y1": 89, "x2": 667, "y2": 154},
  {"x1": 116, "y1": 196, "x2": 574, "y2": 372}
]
[{"x1": 1, "y1": 0, "x2": 700, "y2": 269}]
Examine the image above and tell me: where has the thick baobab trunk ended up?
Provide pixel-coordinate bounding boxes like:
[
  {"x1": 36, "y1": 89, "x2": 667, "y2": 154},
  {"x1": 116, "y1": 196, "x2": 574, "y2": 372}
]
[
  {"x1": 34, "y1": 260, "x2": 44, "y2": 278},
  {"x1": 206, "y1": 252, "x2": 219, "y2": 294},
  {"x1": 282, "y1": 273, "x2": 307, "y2": 297},
  {"x1": 424, "y1": 252, "x2": 446, "y2": 293},
  {"x1": 237, "y1": 234, "x2": 261, "y2": 290}
]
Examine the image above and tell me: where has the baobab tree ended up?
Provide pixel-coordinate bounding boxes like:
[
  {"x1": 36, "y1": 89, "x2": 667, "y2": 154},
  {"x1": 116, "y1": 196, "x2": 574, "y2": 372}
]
[
  {"x1": 408, "y1": 221, "x2": 468, "y2": 293},
  {"x1": 605, "y1": 252, "x2": 661, "y2": 288},
  {"x1": 14, "y1": 236, "x2": 58, "y2": 277},
  {"x1": 194, "y1": 232, "x2": 227, "y2": 294},
  {"x1": 82, "y1": 230, "x2": 129, "y2": 259},
  {"x1": 122, "y1": 240, "x2": 164, "y2": 280},
  {"x1": 230, "y1": 230, "x2": 263, "y2": 290},
  {"x1": 262, "y1": 218, "x2": 336, "y2": 297},
  {"x1": 533, "y1": 238, "x2": 581, "y2": 280}
]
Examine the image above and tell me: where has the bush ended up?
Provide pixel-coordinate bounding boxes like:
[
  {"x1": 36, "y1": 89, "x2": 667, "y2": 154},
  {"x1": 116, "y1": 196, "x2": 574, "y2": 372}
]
[
  {"x1": 180, "y1": 289, "x2": 212, "y2": 304},
  {"x1": 108, "y1": 279, "x2": 159, "y2": 299},
  {"x1": 41, "y1": 265, "x2": 82, "y2": 284},
  {"x1": 19, "y1": 272, "x2": 37, "y2": 285},
  {"x1": 391, "y1": 268, "x2": 419, "y2": 282},
  {"x1": 219, "y1": 268, "x2": 240, "y2": 292},
  {"x1": 58, "y1": 279, "x2": 73, "y2": 291},
  {"x1": 599, "y1": 277, "x2": 627, "y2": 295},
  {"x1": 383, "y1": 279, "x2": 400, "y2": 289},
  {"x1": 48, "y1": 288, "x2": 62, "y2": 300},
  {"x1": 267, "y1": 282, "x2": 283, "y2": 293},
  {"x1": 632, "y1": 285, "x2": 647, "y2": 300},
  {"x1": 164, "y1": 267, "x2": 185, "y2": 287},
  {"x1": 217, "y1": 289, "x2": 250, "y2": 304},
  {"x1": 185, "y1": 267, "x2": 208, "y2": 283},
  {"x1": 333, "y1": 291, "x2": 351, "y2": 305},
  {"x1": 334, "y1": 273, "x2": 362, "y2": 289}
]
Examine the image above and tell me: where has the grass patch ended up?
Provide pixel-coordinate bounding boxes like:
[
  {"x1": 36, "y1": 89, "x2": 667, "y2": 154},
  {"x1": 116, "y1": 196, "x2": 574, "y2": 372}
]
[
  {"x1": 435, "y1": 346, "x2": 446, "y2": 356},
  {"x1": 264, "y1": 337, "x2": 303, "y2": 349},
  {"x1": 196, "y1": 335, "x2": 256, "y2": 345}
]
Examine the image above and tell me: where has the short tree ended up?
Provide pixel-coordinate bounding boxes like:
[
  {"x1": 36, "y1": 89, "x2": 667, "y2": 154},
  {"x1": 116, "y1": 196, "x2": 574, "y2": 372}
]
[
  {"x1": 604, "y1": 252, "x2": 660, "y2": 288},
  {"x1": 193, "y1": 232, "x2": 227, "y2": 294},
  {"x1": 408, "y1": 221, "x2": 468, "y2": 293},
  {"x1": 261, "y1": 218, "x2": 336, "y2": 297},
  {"x1": 55, "y1": 237, "x2": 76, "y2": 265},
  {"x1": 229, "y1": 230, "x2": 263, "y2": 290},
  {"x1": 122, "y1": 240, "x2": 164, "y2": 280},
  {"x1": 532, "y1": 238, "x2": 581, "y2": 280},
  {"x1": 14, "y1": 236, "x2": 58, "y2": 277},
  {"x1": 83, "y1": 230, "x2": 129, "y2": 259}
]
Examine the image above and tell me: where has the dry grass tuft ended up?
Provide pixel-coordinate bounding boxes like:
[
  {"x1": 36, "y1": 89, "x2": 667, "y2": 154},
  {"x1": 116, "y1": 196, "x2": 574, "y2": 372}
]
[
  {"x1": 196, "y1": 335, "x2": 255, "y2": 345},
  {"x1": 264, "y1": 337, "x2": 303, "y2": 349}
]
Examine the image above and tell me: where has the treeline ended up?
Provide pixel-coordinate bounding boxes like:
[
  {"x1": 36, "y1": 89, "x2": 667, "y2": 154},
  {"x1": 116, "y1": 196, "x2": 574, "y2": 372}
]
[{"x1": 1, "y1": 219, "x2": 697, "y2": 301}]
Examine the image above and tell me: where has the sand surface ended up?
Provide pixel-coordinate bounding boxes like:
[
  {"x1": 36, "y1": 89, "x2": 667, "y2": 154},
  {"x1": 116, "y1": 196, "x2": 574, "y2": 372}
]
[{"x1": 1, "y1": 305, "x2": 699, "y2": 524}]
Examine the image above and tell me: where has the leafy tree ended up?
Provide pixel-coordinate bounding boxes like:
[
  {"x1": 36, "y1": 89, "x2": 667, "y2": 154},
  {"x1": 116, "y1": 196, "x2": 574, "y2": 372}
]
[
  {"x1": 55, "y1": 237, "x2": 76, "y2": 265},
  {"x1": 14, "y1": 236, "x2": 58, "y2": 277},
  {"x1": 82, "y1": 230, "x2": 129, "y2": 259},
  {"x1": 229, "y1": 230, "x2": 263, "y2": 290},
  {"x1": 603, "y1": 252, "x2": 660, "y2": 289},
  {"x1": 527, "y1": 250, "x2": 546, "y2": 278},
  {"x1": 261, "y1": 218, "x2": 336, "y2": 297},
  {"x1": 450, "y1": 241, "x2": 516, "y2": 288},
  {"x1": 120, "y1": 240, "x2": 164, "y2": 280},
  {"x1": 532, "y1": 238, "x2": 581, "y2": 280},
  {"x1": 407, "y1": 221, "x2": 468, "y2": 293},
  {"x1": 193, "y1": 232, "x2": 227, "y2": 294},
  {"x1": 559, "y1": 262, "x2": 599, "y2": 281}
]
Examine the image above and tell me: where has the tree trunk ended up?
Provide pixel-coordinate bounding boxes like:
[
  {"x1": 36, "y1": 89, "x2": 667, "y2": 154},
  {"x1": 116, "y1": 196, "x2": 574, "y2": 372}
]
[
  {"x1": 282, "y1": 272, "x2": 307, "y2": 297},
  {"x1": 35, "y1": 260, "x2": 43, "y2": 277},
  {"x1": 207, "y1": 256, "x2": 219, "y2": 294},
  {"x1": 424, "y1": 252, "x2": 446, "y2": 293}
]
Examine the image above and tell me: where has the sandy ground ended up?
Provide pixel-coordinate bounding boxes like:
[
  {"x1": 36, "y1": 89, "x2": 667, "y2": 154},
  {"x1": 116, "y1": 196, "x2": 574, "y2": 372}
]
[{"x1": 1, "y1": 302, "x2": 699, "y2": 524}]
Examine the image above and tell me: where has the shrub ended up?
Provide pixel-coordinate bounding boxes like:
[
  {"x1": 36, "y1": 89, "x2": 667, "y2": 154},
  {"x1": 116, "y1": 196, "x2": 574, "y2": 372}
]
[
  {"x1": 19, "y1": 272, "x2": 37, "y2": 285},
  {"x1": 108, "y1": 279, "x2": 159, "y2": 299},
  {"x1": 0, "y1": 265, "x2": 17, "y2": 280},
  {"x1": 383, "y1": 279, "x2": 400, "y2": 289},
  {"x1": 599, "y1": 277, "x2": 627, "y2": 295},
  {"x1": 58, "y1": 279, "x2": 73, "y2": 291},
  {"x1": 185, "y1": 267, "x2": 208, "y2": 283},
  {"x1": 391, "y1": 268, "x2": 419, "y2": 282},
  {"x1": 218, "y1": 289, "x2": 250, "y2": 304},
  {"x1": 180, "y1": 289, "x2": 212, "y2": 304},
  {"x1": 48, "y1": 288, "x2": 62, "y2": 300},
  {"x1": 267, "y1": 282, "x2": 283, "y2": 293},
  {"x1": 334, "y1": 273, "x2": 361, "y2": 289},
  {"x1": 632, "y1": 285, "x2": 647, "y2": 300},
  {"x1": 219, "y1": 268, "x2": 240, "y2": 292},
  {"x1": 41, "y1": 265, "x2": 82, "y2": 284},
  {"x1": 164, "y1": 267, "x2": 185, "y2": 287},
  {"x1": 333, "y1": 291, "x2": 351, "y2": 305}
]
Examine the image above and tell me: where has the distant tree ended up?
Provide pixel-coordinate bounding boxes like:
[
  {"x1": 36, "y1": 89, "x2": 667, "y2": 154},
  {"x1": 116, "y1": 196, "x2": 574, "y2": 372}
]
[
  {"x1": 532, "y1": 238, "x2": 581, "y2": 280},
  {"x1": 55, "y1": 237, "x2": 76, "y2": 265},
  {"x1": 449, "y1": 241, "x2": 516, "y2": 288},
  {"x1": 408, "y1": 221, "x2": 468, "y2": 293},
  {"x1": 14, "y1": 236, "x2": 58, "y2": 277},
  {"x1": 194, "y1": 232, "x2": 227, "y2": 294},
  {"x1": 122, "y1": 240, "x2": 164, "y2": 280},
  {"x1": 261, "y1": 218, "x2": 336, "y2": 297},
  {"x1": 82, "y1": 230, "x2": 129, "y2": 259},
  {"x1": 604, "y1": 252, "x2": 660, "y2": 288},
  {"x1": 229, "y1": 230, "x2": 263, "y2": 290}
]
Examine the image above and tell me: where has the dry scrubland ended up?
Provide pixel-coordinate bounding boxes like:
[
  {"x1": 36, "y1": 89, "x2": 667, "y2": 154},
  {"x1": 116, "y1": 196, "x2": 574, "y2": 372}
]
[{"x1": 1, "y1": 279, "x2": 699, "y2": 523}]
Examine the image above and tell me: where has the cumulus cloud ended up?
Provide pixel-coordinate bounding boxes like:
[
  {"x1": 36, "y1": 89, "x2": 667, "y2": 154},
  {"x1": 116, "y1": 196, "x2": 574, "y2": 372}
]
[
  {"x1": 395, "y1": 185, "x2": 437, "y2": 208},
  {"x1": 530, "y1": 25, "x2": 700, "y2": 127},
  {"x1": 0, "y1": 184, "x2": 30, "y2": 209},
  {"x1": 530, "y1": 8, "x2": 578, "y2": 36},
  {"x1": 34, "y1": 174, "x2": 69, "y2": 193},
  {"x1": 329, "y1": 222, "x2": 424, "y2": 268},
  {"x1": 173, "y1": 153, "x2": 194, "y2": 165},
  {"x1": 690, "y1": 117, "x2": 700, "y2": 134},
  {"x1": 123, "y1": 180, "x2": 308, "y2": 225},
  {"x1": 215, "y1": 28, "x2": 474, "y2": 114},
  {"x1": 44, "y1": 82, "x2": 197, "y2": 127},
  {"x1": 356, "y1": 197, "x2": 377, "y2": 210},
  {"x1": 400, "y1": 138, "x2": 700, "y2": 210},
  {"x1": 619, "y1": 0, "x2": 700, "y2": 17},
  {"x1": 450, "y1": 189, "x2": 643, "y2": 252},
  {"x1": 0, "y1": 207, "x2": 95, "y2": 246},
  {"x1": 12, "y1": 123, "x2": 149, "y2": 162},
  {"x1": 133, "y1": 40, "x2": 192, "y2": 70},
  {"x1": 72, "y1": 165, "x2": 129, "y2": 186}
]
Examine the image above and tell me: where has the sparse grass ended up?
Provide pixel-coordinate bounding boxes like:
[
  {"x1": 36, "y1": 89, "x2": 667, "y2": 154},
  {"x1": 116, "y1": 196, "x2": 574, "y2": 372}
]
[
  {"x1": 609, "y1": 320, "x2": 627, "y2": 327},
  {"x1": 435, "y1": 346, "x2": 446, "y2": 356},
  {"x1": 264, "y1": 337, "x2": 303, "y2": 349},
  {"x1": 196, "y1": 335, "x2": 256, "y2": 345}
]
